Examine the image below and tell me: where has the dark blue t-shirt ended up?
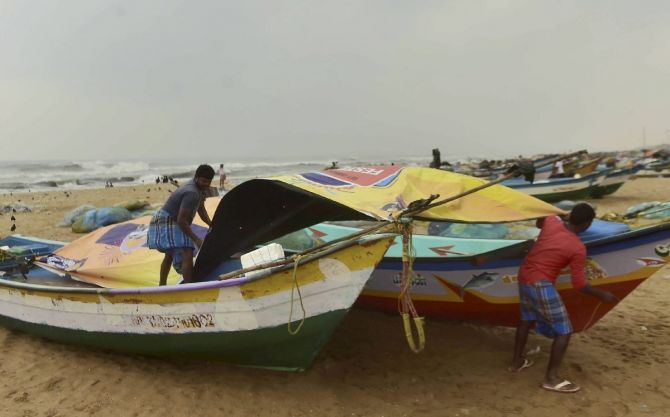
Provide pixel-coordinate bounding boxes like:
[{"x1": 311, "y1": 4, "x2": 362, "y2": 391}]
[{"x1": 162, "y1": 180, "x2": 203, "y2": 223}]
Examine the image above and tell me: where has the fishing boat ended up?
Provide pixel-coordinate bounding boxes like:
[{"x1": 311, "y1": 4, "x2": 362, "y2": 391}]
[
  {"x1": 532, "y1": 155, "x2": 599, "y2": 181},
  {"x1": 646, "y1": 159, "x2": 670, "y2": 172},
  {"x1": 0, "y1": 234, "x2": 393, "y2": 371},
  {"x1": 571, "y1": 157, "x2": 603, "y2": 176},
  {"x1": 301, "y1": 220, "x2": 670, "y2": 332},
  {"x1": 590, "y1": 166, "x2": 641, "y2": 198},
  {"x1": 502, "y1": 170, "x2": 608, "y2": 202},
  {"x1": 0, "y1": 166, "x2": 560, "y2": 370}
]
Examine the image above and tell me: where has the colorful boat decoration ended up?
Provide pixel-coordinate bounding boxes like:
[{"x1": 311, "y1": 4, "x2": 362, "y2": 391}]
[
  {"x1": 590, "y1": 166, "x2": 640, "y2": 198},
  {"x1": 302, "y1": 221, "x2": 670, "y2": 332},
  {"x1": 0, "y1": 166, "x2": 561, "y2": 370},
  {"x1": 502, "y1": 170, "x2": 608, "y2": 202}
]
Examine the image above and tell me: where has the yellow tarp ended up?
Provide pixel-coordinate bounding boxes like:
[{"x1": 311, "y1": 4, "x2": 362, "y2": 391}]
[
  {"x1": 38, "y1": 166, "x2": 563, "y2": 289},
  {"x1": 275, "y1": 166, "x2": 564, "y2": 222},
  {"x1": 38, "y1": 198, "x2": 220, "y2": 288}
]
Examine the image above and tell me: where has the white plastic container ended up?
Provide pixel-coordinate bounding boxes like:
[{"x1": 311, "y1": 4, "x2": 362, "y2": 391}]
[{"x1": 240, "y1": 243, "x2": 285, "y2": 279}]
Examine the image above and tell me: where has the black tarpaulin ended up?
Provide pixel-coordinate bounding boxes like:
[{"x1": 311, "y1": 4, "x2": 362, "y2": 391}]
[{"x1": 193, "y1": 179, "x2": 370, "y2": 280}]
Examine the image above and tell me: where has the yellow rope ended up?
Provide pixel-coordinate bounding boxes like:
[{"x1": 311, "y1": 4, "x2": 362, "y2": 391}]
[
  {"x1": 287, "y1": 254, "x2": 306, "y2": 335},
  {"x1": 396, "y1": 219, "x2": 425, "y2": 353},
  {"x1": 402, "y1": 313, "x2": 426, "y2": 353}
]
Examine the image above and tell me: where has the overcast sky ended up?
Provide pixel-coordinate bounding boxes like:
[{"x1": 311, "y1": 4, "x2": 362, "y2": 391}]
[{"x1": 1, "y1": 1, "x2": 669, "y2": 161}]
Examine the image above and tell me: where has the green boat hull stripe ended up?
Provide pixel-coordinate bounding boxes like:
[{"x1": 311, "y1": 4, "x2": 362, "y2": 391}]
[
  {"x1": 0, "y1": 309, "x2": 348, "y2": 371},
  {"x1": 532, "y1": 187, "x2": 594, "y2": 203},
  {"x1": 591, "y1": 182, "x2": 625, "y2": 198}
]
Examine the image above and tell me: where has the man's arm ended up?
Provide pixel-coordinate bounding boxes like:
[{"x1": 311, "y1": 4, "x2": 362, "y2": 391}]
[
  {"x1": 569, "y1": 249, "x2": 616, "y2": 302},
  {"x1": 579, "y1": 283, "x2": 618, "y2": 303},
  {"x1": 177, "y1": 209, "x2": 203, "y2": 249},
  {"x1": 197, "y1": 203, "x2": 212, "y2": 227}
]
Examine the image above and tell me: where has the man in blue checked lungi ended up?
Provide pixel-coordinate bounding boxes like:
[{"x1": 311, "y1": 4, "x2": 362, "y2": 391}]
[
  {"x1": 148, "y1": 164, "x2": 214, "y2": 286},
  {"x1": 510, "y1": 203, "x2": 618, "y2": 393}
]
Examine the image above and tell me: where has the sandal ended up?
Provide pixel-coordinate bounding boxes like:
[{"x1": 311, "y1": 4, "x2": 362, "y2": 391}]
[
  {"x1": 541, "y1": 380, "x2": 581, "y2": 393},
  {"x1": 509, "y1": 358, "x2": 534, "y2": 373}
]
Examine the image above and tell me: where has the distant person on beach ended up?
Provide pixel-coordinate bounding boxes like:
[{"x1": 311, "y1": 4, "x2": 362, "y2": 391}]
[
  {"x1": 510, "y1": 203, "x2": 618, "y2": 393},
  {"x1": 553, "y1": 160, "x2": 566, "y2": 177},
  {"x1": 219, "y1": 164, "x2": 227, "y2": 189},
  {"x1": 147, "y1": 164, "x2": 214, "y2": 286},
  {"x1": 429, "y1": 148, "x2": 452, "y2": 170}
]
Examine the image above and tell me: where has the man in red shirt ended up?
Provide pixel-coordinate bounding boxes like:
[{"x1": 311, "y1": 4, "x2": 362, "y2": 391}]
[{"x1": 510, "y1": 203, "x2": 618, "y2": 393}]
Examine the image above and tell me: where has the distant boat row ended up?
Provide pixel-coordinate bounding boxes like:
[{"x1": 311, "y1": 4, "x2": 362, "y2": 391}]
[
  {"x1": 502, "y1": 166, "x2": 640, "y2": 202},
  {"x1": 431, "y1": 147, "x2": 670, "y2": 202}
]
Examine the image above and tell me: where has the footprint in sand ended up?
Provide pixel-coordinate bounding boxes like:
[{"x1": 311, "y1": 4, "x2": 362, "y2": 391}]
[{"x1": 13, "y1": 391, "x2": 29, "y2": 403}]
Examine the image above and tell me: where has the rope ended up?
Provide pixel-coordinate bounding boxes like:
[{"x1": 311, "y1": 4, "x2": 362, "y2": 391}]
[
  {"x1": 287, "y1": 254, "x2": 307, "y2": 335},
  {"x1": 582, "y1": 301, "x2": 602, "y2": 330},
  {"x1": 396, "y1": 219, "x2": 425, "y2": 353}
]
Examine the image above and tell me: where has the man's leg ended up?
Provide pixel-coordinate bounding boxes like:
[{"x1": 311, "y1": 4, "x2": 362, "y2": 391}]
[
  {"x1": 512, "y1": 320, "x2": 533, "y2": 369},
  {"x1": 159, "y1": 253, "x2": 173, "y2": 286},
  {"x1": 180, "y1": 248, "x2": 194, "y2": 283},
  {"x1": 545, "y1": 333, "x2": 572, "y2": 386}
]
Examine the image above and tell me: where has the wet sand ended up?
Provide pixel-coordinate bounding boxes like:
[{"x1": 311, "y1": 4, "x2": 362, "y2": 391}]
[{"x1": 1, "y1": 178, "x2": 669, "y2": 417}]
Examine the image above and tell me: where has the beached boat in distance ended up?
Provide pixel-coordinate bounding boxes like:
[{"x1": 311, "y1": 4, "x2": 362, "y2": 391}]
[
  {"x1": 591, "y1": 166, "x2": 640, "y2": 198},
  {"x1": 304, "y1": 220, "x2": 670, "y2": 332},
  {"x1": 571, "y1": 157, "x2": 603, "y2": 177},
  {"x1": 502, "y1": 170, "x2": 608, "y2": 202},
  {"x1": 0, "y1": 166, "x2": 561, "y2": 370}
]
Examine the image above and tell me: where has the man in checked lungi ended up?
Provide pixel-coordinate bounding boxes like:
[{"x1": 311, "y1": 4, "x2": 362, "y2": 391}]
[
  {"x1": 148, "y1": 164, "x2": 214, "y2": 286},
  {"x1": 510, "y1": 203, "x2": 618, "y2": 393}
]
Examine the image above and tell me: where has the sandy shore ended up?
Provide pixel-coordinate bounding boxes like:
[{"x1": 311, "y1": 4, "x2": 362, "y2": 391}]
[{"x1": 1, "y1": 178, "x2": 670, "y2": 417}]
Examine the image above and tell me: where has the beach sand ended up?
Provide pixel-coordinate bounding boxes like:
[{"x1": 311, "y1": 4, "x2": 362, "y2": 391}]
[{"x1": 1, "y1": 178, "x2": 669, "y2": 417}]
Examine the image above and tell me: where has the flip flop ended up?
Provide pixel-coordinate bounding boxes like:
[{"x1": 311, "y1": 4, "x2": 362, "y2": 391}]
[
  {"x1": 541, "y1": 380, "x2": 581, "y2": 393},
  {"x1": 508, "y1": 358, "x2": 534, "y2": 373}
]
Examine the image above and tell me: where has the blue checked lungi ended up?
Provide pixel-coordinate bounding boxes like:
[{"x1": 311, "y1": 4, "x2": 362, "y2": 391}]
[
  {"x1": 519, "y1": 280, "x2": 573, "y2": 338},
  {"x1": 147, "y1": 209, "x2": 195, "y2": 274}
]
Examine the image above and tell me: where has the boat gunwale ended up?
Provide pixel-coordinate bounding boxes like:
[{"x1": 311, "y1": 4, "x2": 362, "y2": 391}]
[
  {"x1": 504, "y1": 170, "x2": 605, "y2": 187},
  {"x1": 604, "y1": 166, "x2": 640, "y2": 179},
  {"x1": 0, "y1": 234, "x2": 395, "y2": 295},
  {"x1": 375, "y1": 221, "x2": 670, "y2": 263}
]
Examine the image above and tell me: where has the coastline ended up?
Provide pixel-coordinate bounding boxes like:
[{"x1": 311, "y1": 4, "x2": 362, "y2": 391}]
[{"x1": 0, "y1": 178, "x2": 669, "y2": 416}]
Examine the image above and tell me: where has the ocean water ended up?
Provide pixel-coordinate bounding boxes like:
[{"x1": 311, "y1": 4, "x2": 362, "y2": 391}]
[{"x1": 0, "y1": 156, "x2": 434, "y2": 194}]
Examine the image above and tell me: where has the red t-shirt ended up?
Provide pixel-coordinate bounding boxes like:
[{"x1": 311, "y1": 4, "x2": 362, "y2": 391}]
[{"x1": 518, "y1": 215, "x2": 588, "y2": 289}]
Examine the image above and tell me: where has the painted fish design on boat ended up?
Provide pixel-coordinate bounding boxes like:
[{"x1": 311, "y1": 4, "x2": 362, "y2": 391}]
[
  {"x1": 460, "y1": 272, "x2": 500, "y2": 298},
  {"x1": 636, "y1": 257, "x2": 667, "y2": 267}
]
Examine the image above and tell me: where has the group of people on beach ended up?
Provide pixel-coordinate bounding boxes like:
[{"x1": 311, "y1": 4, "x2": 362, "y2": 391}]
[
  {"x1": 147, "y1": 163, "x2": 616, "y2": 394},
  {"x1": 155, "y1": 176, "x2": 179, "y2": 186}
]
